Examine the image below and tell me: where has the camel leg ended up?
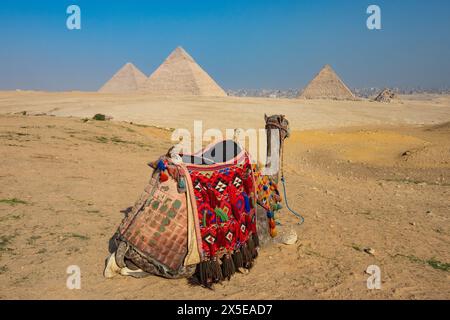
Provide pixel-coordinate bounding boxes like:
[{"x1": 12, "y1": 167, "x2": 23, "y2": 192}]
[
  {"x1": 104, "y1": 251, "x2": 150, "y2": 279},
  {"x1": 256, "y1": 206, "x2": 273, "y2": 246},
  {"x1": 256, "y1": 205, "x2": 297, "y2": 246},
  {"x1": 119, "y1": 267, "x2": 150, "y2": 278}
]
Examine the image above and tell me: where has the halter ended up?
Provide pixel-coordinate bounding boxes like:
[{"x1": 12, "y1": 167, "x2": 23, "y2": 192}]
[{"x1": 265, "y1": 119, "x2": 289, "y2": 138}]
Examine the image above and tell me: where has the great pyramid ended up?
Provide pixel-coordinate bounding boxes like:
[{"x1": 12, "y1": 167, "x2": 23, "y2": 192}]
[
  {"x1": 98, "y1": 62, "x2": 147, "y2": 93},
  {"x1": 298, "y1": 64, "x2": 356, "y2": 100},
  {"x1": 141, "y1": 47, "x2": 227, "y2": 96}
]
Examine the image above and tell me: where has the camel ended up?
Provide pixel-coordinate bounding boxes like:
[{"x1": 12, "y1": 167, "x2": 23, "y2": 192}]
[{"x1": 104, "y1": 114, "x2": 292, "y2": 285}]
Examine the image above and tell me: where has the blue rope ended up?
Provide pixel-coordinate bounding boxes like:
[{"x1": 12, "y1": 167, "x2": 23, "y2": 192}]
[{"x1": 281, "y1": 175, "x2": 305, "y2": 225}]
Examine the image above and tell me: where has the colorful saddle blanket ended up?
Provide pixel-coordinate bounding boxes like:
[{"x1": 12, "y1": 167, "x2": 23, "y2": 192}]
[
  {"x1": 185, "y1": 145, "x2": 258, "y2": 260},
  {"x1": 116, "y1": 140, "x2": 280, "y2": 286}
]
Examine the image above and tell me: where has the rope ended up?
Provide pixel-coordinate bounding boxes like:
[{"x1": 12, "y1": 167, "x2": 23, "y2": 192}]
[
  {"x1": 280, "y1": 144, "x2": 305, "y2": 225},
  {"x1": 280, "y1": 175, "x2": 304, "y2": 225}
]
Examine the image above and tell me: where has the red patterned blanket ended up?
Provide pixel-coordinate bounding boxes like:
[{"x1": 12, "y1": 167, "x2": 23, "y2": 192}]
[
  {"x1": 186, "y1": 150, "x2": 258, "y2": 256},
  {"x1": 116, "y1": 140, "x2": 280, "y2": 287}
]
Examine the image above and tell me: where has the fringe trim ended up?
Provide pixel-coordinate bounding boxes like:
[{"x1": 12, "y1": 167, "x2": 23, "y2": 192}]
[
  {"x1": 196, "y1": 259, "x2": 223, "y2": 288},
  {"x1": 247, "y1": 235, "x2": 258, "y2": 259},
  {"x1": 195, "y1": 235, "x2": 260, "y2": 287},
  {"x1": 197, "y1": 261, "x2": 213, "y2": 288},
  {"x1": 211, "y1": 257, "x2": 223, "y2": 283},
  {"x1": 241, "y1": 244, "x2": 253, "y2": 269},
  {"x1": 232, "y1": 249, "x2": 243, "y2": 269},
  {"x1": 252, "y1": 233, "x2": 260, "y2": 248},
  {"x1": 221, "y1": 254, "x2": 235, "y2": 281}
]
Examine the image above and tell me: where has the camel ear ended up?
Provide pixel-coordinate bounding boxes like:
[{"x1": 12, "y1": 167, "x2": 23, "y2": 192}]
[{"x1": 264, "y1": 114, "x2": 268, "y2": 121}]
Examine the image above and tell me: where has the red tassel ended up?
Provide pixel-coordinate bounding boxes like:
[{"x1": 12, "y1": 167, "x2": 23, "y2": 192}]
[
  {"x1": 159, "y1": 171, "x2": 169, "y2": 182},
  {"x1": 207, "y1": 189, "x2": 217, "y2": 209}
]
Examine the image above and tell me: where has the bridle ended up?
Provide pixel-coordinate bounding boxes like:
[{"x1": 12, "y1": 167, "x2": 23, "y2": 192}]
[{"x1": 265, "y1": 118, "x2": 289, "y2": 139}]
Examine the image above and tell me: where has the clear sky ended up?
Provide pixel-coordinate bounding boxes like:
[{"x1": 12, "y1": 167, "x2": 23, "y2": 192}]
[{"x1": 1, "y1": 0, "x2": 450, "y2": 91}]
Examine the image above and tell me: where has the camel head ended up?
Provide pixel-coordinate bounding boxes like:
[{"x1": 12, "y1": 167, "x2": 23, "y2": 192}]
[{"x1": 264, "y1": 114, "x2": 290, "y2": 143}]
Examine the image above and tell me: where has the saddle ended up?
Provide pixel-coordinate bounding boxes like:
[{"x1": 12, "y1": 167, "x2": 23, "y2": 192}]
[{"x1": 115, "y1": 139, "x2": 282, "y2": 287}]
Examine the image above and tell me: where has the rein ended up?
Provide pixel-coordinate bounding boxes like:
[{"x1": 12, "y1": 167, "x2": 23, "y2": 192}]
[{"x1": 280, "y1": 144, "x2": 305, "y2": 225}]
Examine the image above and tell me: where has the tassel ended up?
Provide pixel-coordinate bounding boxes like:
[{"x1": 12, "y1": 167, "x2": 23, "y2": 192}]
[
  {"x1": 241, "y1": 244, "x2": 253, "y2": 269},
  {"x1": 247, "y1": 236, "x2": 254, "y2": 253},
  {"x1": 215, "y1": 207, "x2": 229, "y2": 222},
  {"x1": 202, "y1": 210, "x2": 207, "y2": 227},
  {"x1": 221, "y1": 254, "x2": 235, "y2": 280},
  {"x1": 177, "y1": 177, "x2": 186, "y2": 193},
  {"x1": 270, "y1": 228, "x2": 278, "y2": 238},
  {"x1": 197, "y1": 261, "x2": 213, "y2": 288},
  {"x1": 252, "y1": 233, "x2": 260, "y2": 248},
  {"x1": 243, "y1": 193, "x2": 251, "y2": 213},
  {"x1": 166, "y1": 166, "x2": 178, "y2": 180},
  {"x1": 232, "y1": 249, "x2": 243, "y2": 269},
  {"x1": 272, "y1": 203, "x2": 282, "y2": 211},
  {"x1": 159, "y1": 171, "x2": 169, "y2": 182},
  {"x1": 157, "y1": 159, "x2": 166, "y2": 171},
  {"x1": 211, "y1": 257, "x2": 223, "y2": 283},
  {"x1": 269, "y1": 218, "x2": 276, "y2": 229},
  {"x1": 208, "y1": 189, "x2": 218, "y2": 209},
  {"x1": 147, "y1": 160, "x2": 158, "y2": 169},
  {"x1": 247, "y1": 236, "x2": 258, "y2": 259}
]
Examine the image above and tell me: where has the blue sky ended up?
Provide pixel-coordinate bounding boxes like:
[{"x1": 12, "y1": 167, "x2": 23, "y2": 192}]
[{"x1": 1, "y1": 0, "x2": 450, "y2": 91}]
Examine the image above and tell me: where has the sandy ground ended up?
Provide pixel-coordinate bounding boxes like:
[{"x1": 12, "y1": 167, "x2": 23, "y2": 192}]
[
  {"x1": 0, "y1": 92, "x2": 449, "y2": 299},
  {"x1": 1, "y1": 91, "x2": 450, "y2": 131}
]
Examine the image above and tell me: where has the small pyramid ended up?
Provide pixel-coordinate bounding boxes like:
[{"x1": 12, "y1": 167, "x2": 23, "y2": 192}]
[
  {"x1": 298, "y1": 64, "x2": 355, "y2": 100},
  {"x1": 141, "y1": 47, "x2": 227, "y2": 96},
  {"x1": 374, "y1": 88, "x2": 399, "y2": 103},
  {"x1": 99, "y1": 63, "x2": 147, "y2": 93}
]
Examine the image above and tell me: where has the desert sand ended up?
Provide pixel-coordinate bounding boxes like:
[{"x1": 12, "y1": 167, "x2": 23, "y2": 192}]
[{"x1": 0, "y1": 91, "x2": 449, "y2": 299}]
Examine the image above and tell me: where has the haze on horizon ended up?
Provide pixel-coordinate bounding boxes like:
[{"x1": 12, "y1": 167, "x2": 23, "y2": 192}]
[{"x1": 1, "y1": 0, "x2": 450, "y2": 92}]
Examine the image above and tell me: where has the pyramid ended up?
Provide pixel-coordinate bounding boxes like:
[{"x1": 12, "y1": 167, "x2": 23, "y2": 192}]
[
  {"x1": 141, "y1": 47, "x2": 227, "y2": 96},
  {"x1": 298, "y1": 64, "x2": 356, "y2": 100},
  {"x1": 374, "y1": 88, "x2": 399, "y2": 103},
  {"x1": 99, "y1": 63, "x2": 147, "y2": 93}
]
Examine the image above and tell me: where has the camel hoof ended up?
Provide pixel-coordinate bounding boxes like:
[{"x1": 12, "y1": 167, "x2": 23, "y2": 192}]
[
  {"x1": 104, "y1": 253, "x2": 121, "y2": 278},
  {"x1": 280, "y1": 228, "x2": 298, "y2": 245}
]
